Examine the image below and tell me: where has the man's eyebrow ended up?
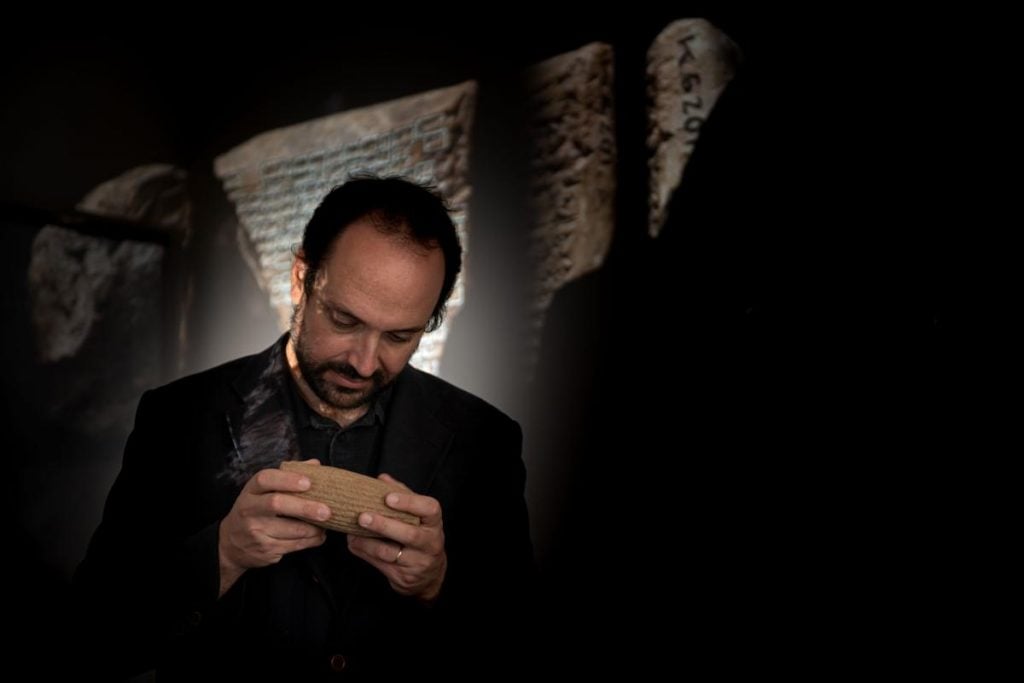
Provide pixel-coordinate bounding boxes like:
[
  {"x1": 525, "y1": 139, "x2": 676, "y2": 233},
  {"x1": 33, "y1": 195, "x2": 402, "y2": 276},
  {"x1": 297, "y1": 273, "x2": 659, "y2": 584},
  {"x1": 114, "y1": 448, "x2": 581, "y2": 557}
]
[{"x1": 322, "y1": 299, "x2": 424, "y2": 334}]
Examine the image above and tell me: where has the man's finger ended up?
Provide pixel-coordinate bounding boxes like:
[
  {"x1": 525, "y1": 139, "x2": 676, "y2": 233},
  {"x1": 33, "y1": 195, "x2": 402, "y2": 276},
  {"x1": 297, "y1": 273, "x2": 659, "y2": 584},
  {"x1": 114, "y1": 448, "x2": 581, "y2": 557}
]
[
  {"x1": 349, "y1": 535, "x2": 388, "y2": 558},
  {"x1": 293, "y1": 532, "x2": 327, "y2": 552},
  {"x1": 259, "y1": 492, "x2": 331, "y2": 524},
  {"x1": 262, "y1": 517, "x2": 326, "y2": 541},
  {"x1": 381, "y1": 490, "x2": 442, "y2": 525},
  {"x1": 247, "y1": 468, "x2": 313, "y2": 496},
  {"x1": 357, "y1": 511, "x2": 421, "y2": 546}
]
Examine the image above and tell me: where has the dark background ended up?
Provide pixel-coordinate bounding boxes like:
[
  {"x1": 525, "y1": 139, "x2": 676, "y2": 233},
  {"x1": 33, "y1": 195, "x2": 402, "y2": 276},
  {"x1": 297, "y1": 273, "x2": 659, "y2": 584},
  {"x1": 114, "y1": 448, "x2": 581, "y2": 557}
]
[{"x1": 2, "y1": 9, "x2": 987, "y2": 674}]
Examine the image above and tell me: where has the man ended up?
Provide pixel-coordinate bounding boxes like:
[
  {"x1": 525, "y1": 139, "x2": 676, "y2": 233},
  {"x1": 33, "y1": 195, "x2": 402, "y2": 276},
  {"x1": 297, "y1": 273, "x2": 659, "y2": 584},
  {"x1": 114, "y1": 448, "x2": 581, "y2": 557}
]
[{"x1": 74, "y1": 176, "x2": 533, "y2": 680}]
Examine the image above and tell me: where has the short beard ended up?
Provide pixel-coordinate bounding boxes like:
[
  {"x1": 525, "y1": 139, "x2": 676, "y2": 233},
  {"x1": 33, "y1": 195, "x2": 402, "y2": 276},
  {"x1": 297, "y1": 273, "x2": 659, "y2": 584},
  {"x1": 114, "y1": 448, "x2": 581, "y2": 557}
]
[{"x1": 291, "y1": 305, "x2": 388, "y2": 412}]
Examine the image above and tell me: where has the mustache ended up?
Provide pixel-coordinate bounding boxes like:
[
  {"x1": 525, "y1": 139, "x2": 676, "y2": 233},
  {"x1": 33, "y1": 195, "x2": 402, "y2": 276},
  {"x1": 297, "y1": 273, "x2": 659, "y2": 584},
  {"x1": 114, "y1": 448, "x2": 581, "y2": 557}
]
[{"x1": 319, "y1": 361, "x2": 382, "y2": 383}]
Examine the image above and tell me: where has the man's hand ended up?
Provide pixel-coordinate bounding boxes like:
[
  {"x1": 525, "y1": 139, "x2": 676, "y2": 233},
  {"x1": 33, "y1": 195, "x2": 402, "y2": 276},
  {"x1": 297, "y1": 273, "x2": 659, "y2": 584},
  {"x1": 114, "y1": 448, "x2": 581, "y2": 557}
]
[
  {"x1": 218, "y1": 460, "x2": 330, "y2": 597},
  {"x1": 347, "y1": 473, "x2": 447, "y2": 603}
]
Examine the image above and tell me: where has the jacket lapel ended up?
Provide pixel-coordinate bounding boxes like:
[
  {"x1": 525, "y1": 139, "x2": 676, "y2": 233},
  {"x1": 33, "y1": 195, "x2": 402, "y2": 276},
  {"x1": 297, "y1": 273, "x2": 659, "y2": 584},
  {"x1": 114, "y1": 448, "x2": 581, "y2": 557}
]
[
  {"x1": 376, "y1": 366, "x2": 454, "y2": 495},
  {"x1": 223, "y1": 335, "x2": 300, "y2": 488}
]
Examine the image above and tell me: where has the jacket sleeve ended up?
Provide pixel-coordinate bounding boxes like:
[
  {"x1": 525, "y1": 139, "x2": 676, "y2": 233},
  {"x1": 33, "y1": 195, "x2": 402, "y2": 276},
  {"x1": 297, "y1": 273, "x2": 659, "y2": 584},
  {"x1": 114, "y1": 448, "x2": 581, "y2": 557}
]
[{"x1": 73, "y1": 388, "x2": 226, "y2": 678}]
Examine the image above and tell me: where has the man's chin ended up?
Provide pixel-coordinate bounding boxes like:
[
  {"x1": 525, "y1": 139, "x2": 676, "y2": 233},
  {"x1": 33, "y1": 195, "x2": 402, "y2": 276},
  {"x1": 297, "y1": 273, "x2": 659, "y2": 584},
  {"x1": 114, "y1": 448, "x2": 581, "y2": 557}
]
[
  {"x1": 322, "y1": 389, "x2": 371, "y2": 411},
  {"x1": 314, "y1": 379, "x2": 377, "y2": 410},
  {"x1": 308, "y1": 371, "x2": 386, "y2": 412}
]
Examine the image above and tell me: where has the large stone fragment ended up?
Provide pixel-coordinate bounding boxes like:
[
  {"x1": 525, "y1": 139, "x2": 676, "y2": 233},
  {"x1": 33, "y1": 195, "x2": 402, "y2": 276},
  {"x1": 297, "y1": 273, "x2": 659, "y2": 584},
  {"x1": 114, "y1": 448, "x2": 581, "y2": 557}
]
[
  {"x1": 647, "y1": 18, "x2": 740, "y2": 237},
  {"x1": 525, "y1": 43, "x2": 616, "y2": 365},
  {"x1": 213, "y1": 82, "x2": 477, "y2": 376},
  {"x1": 28, "y1": 164, "x2": 188, "y2": 432}
]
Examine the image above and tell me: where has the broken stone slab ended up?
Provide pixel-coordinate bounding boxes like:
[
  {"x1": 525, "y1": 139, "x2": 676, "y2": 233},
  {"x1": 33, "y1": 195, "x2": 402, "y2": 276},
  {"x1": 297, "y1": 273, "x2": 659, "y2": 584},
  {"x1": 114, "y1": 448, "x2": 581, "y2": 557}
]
[
  {"x1": 524, "y1": 42, "x2": 616, "y2": 373},
  {"x1": 28, "y1": 164, "x2": 189, "y2": 433},
  {"x1": 647, "y1": 18, "x2": 740, "y2": 238},
  {"x1": 214, "y1": 82, "x2": 477, "y2": 376}
]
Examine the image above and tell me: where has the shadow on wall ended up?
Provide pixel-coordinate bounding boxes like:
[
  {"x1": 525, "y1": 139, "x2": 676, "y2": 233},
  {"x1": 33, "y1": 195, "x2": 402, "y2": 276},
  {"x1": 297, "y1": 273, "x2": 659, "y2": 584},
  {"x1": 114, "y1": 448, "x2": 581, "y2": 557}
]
[{"x1": 522, "y1": 24, "x2": 978, "y2": 671}]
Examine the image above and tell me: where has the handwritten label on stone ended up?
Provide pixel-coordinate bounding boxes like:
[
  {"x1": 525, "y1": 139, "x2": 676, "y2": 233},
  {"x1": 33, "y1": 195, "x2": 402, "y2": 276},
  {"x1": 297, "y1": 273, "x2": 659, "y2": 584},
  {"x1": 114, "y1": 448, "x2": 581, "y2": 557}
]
[{"x1": 647, "y1": 18, "x2": 740, "y2": 237}]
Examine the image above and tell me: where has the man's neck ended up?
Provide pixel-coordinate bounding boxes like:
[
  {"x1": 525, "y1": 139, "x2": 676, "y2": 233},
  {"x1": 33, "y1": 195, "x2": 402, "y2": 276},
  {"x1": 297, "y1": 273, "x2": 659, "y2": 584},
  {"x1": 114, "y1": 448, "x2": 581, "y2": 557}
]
[{"x1": 285, "y1": 338, "x2": 369, "y2": 429}]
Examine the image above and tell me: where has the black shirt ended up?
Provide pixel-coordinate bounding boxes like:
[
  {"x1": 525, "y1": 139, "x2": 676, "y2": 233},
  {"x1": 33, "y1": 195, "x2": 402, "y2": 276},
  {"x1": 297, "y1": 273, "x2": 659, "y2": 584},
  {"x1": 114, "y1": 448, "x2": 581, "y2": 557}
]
[
  {"x1": 282, "y1": 372, "x2": 399, "y2": 660},
  {"x1": 283, "y1": 373, "x2": 391, "y2": 476}
]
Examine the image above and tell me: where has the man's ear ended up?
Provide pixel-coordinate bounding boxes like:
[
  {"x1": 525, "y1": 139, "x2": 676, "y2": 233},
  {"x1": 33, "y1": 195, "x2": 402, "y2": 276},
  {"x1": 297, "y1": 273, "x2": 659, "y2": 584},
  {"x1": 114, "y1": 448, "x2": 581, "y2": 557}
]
[{"x1": 291, "y1": 251, "x2": 307, "y2": 306}]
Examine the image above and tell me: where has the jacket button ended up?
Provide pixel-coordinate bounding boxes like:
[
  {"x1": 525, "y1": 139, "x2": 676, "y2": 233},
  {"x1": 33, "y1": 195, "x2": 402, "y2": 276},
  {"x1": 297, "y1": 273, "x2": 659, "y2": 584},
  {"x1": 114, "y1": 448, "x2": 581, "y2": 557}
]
[
  {"x1": 188, "y1": 611, "x2": 202, "y2": 626},
  {"x1": 329, "y1": 654, "x2": 347, "y2": 672}
]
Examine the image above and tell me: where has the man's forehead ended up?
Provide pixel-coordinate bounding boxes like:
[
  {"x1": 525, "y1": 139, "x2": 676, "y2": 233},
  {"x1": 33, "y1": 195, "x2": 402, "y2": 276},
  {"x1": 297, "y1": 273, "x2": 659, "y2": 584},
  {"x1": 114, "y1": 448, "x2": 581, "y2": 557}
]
[{"x1": 310, "y1": 268, "x2": 435, "y2": 332}]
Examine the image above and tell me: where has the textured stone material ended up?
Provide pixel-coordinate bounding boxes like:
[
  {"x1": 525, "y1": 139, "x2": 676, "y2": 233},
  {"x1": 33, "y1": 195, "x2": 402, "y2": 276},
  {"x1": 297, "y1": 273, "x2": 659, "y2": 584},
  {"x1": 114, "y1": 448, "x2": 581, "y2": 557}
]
[
  {"x1": 525, "y1": 43, "x2": 616, "y2": 364},
  {"x1": 647, "y1": 18, "x2": 740, "y2": 237},
  {"x1": 280, "y1": 461, "x2": 419, "y2": 537},
  {"x1": 28, "y1": 164, "x2": 189, "y2": 432},
  {"x1": 214, "y1": 82, "x2": 477, "y2": 376}
]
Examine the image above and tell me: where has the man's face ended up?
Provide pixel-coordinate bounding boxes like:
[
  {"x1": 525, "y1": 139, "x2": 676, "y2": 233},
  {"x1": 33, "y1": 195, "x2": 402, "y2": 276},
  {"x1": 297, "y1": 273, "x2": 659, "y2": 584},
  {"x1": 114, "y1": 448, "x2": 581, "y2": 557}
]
[{"x1": 290, "y1": 218, "x2": 445, "y2": 412}]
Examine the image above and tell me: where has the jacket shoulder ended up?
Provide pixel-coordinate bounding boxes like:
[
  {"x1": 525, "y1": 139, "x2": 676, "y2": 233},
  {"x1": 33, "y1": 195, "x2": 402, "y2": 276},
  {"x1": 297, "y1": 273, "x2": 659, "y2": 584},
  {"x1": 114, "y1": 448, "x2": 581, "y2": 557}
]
[
  {"x1": 139, "y1": 347, "x2": 267, "y2": 413},
  {"x1": 400, "y1": 366, "x2": 518, "y2": 432}
]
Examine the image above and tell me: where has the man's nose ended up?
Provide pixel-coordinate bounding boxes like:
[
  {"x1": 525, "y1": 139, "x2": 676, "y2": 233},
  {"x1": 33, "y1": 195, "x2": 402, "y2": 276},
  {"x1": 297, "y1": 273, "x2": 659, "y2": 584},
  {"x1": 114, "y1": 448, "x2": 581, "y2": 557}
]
[{"x1": 349, "y1": 331, "x2": 381, "y2": 378}]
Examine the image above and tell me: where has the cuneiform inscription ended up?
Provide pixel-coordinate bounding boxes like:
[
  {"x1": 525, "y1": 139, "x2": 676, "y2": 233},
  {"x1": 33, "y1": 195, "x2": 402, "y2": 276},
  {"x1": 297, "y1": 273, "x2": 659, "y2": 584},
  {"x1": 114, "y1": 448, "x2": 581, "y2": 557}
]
[{"x1": 523, "y1": 42, "x2": 616, "y2": 378}]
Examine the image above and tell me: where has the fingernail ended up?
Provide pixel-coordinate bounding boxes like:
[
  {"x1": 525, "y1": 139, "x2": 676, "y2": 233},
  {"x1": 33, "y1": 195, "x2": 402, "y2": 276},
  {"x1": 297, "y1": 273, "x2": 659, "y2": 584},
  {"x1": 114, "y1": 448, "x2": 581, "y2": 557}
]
[
  {"x1": 359, "y1": 513, "x2": 373, "y2": 527},
  {"x1": 386, "y1": 493, "x2": 399, "y2": 506},
  {"x1": 299, "y1": 477, "x2": 311, "y2": 490},
  {"x1": 318, "y1": 506, "x2": 331, "y2": 520}
]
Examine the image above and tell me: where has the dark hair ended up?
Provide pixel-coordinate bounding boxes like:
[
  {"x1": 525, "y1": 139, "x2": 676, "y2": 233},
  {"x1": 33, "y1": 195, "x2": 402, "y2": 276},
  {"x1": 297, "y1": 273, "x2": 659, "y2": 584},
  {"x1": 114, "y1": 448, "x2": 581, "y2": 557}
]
[{"x1": 300, "y1": 175, "x2": 462, "y2": 333}]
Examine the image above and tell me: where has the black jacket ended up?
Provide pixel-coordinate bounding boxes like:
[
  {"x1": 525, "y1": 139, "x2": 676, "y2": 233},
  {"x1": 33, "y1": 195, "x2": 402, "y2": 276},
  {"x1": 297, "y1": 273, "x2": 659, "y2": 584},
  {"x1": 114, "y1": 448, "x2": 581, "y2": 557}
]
[{"x1": 75, "y1": 336, "x2": 533, "y2": 680}]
